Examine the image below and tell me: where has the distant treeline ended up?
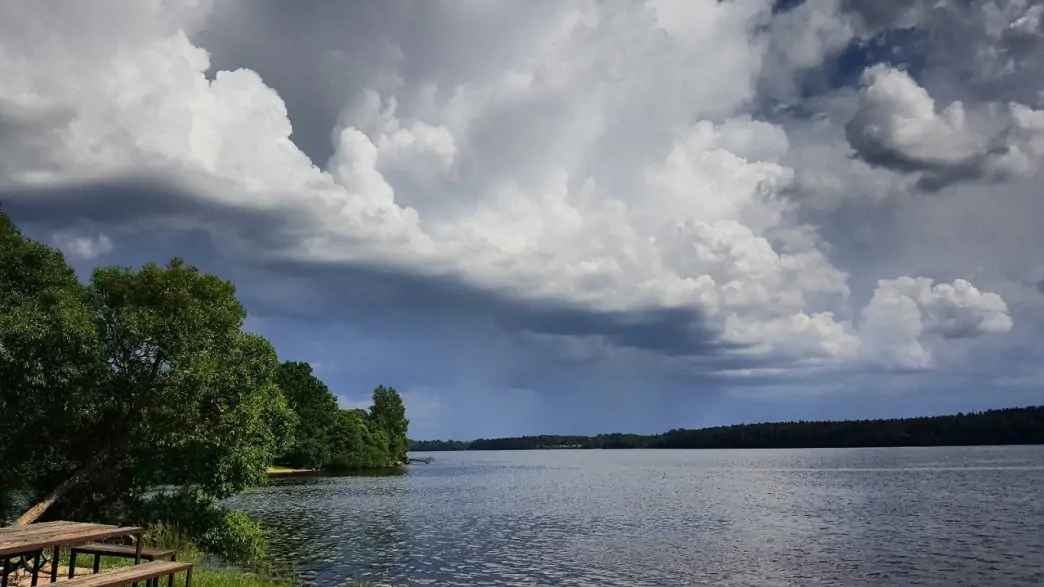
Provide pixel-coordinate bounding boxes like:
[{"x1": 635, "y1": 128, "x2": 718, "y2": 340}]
[{"x1": 410, "y1": 406, "x2": 1044, "y2": 451}]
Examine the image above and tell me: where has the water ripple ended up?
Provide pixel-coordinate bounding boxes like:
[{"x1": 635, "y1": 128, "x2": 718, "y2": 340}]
[{"x1": 227, "y1": 446, "x2": 1044, "y2": 585}]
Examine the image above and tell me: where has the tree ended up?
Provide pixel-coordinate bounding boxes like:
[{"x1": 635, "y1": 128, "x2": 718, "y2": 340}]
[
  {"x1": 62, "y1": 260, "x2": 295, "y2": 512},
  {"x1": 0, "y1": 211, "x2": 101, "y2": 500},
  {"x1": 275, "y1": 361, "x2": 339, "y2": 469},
  {"x1": 0, "y1": 215, "x2": 294, "y2": 525},
  {"x1": 369, "y1": 385, "x2": 409, "y2": 464},
  {"x1": 327, "y1": 409, "x2": 390, "y2": 471}
]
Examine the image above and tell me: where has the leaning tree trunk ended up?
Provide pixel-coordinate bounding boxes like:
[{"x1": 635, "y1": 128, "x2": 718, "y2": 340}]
[{"x1": 14, "y1": 466, "x2": 96, "y2": 526}]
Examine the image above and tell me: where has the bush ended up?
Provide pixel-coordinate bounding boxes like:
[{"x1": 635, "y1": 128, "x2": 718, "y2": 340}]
[
  {"x1": 198, "y1": 510, "x2": 268, "y2": 566},
  {"x1": 135, "y1": 490, "x2": 268, "y2": 566}
]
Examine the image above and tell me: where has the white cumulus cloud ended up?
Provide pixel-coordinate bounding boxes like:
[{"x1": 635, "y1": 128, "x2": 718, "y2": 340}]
[
  {"x1": 0, "y1": 1, "x2": 1020, "y2": 375},
  {"x1": 859, "y1": 277, "x2": 1013, "y2": 369},
  {"x1": 846, "y1": 65, "x2": 1044, "y2": 189}
]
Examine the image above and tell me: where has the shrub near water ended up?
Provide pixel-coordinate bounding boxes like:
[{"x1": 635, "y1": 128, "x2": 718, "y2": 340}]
[
  {"x1": 138, "y1": 523, "x2": 286, "y2": 587},
  {"x1": 137, "y1": 492, "x2": 267, "y2": 566},
  {"x1": 199, "y1": 511, "x2": 269, "y2": 567}
]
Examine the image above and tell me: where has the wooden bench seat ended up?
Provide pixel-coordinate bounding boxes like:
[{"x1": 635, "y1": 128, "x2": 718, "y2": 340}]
[
  {"x1": 69, "y1": 542, "x2": 177, "y2": 584},
  {"x1": 61, "y1": 561, "x2": 191, "y2": 587},
  {"x1": 70, "y1": 543, "x2": 175, "y2": 563}
]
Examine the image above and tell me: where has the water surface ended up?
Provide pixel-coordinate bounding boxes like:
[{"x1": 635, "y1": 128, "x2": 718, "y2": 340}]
[{"x1": 228, "y1": 446, "x2": 1044, "y2": 585}]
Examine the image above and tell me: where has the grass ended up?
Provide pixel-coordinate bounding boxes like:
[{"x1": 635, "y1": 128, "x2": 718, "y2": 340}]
[
  {"x1": 69, "y1": 554, "x2": 293, "y2": 587},
  {"x1": 63, "y1": 554, "x2": 292, "y2": 587},
  {"x1": 192, "y1": 567, "x2": 290, "y2": 586},
  {"x1": 62, "y1": 524, "x2": 296, "y2": 587},
  {"x1": 3, "y1": 556, "x2": 289, "y2": 587}
]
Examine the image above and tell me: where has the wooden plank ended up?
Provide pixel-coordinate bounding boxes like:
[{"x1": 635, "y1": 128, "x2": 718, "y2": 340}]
[
  {"x1": 0, "y1": 526, "x2": 143, "y2": 557},
  {"x1": 0, "y1": 524, "x2": 113, "y2": 546},
  {"x1": 0, "y1": 524, "x2": 109, "y2": 539},
  {"x1": 0, "y1": 522, "x2": 94, "y2": 537},
  {"x1": 0, "y1": 524, "x2": 131, "y2": 543},
  {"x1": 61, "y1": 561, "x2": 191, "y2": 587},
  {"x1": 70, "y1": 543, "x2": 175, "y2": 559},
  {"x1": 0, "y1": 521, "x2": 73, "y2": 533},
  {"x1": 0, "y1": 522, "x2": 101, "y2": 534}
]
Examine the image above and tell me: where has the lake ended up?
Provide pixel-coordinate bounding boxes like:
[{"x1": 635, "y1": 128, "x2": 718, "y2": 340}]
[{"x1": 228, "y1": 447, "x2": 1044, "y2": 585}]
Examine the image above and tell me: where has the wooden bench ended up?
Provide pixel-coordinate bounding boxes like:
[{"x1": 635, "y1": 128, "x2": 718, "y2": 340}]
[
  {"x1": 69, "y1": 545, "x2": 177, "y2": 587},
  {"x1": 70, "y1": 543, "x2": 176, "y2": 571},
  {"x1": 61, "y1": 561, "x2": 191, "y2": 587}
]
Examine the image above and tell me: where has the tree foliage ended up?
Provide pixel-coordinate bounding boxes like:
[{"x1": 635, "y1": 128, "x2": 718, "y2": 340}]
[
  {"x1": 272, "y1": 363, "x2": 410, "y2": 472},
  {"x1": 83, "y1": 260, "x2": 295, "y2": 507},
  {"x1": 0, "y1": 213, "x2": 100, "y2": 491},
  {"x1": 275, "y1": 361, "x2": 337, "y2": 469},
  {"x1": 301, "y1": 390, "x2": 410, "y2": 472},
  {"x1": 369, "y1": 385, "x2": 409, "y2": 464},
  {"x1": 1, "y1": 210, "x2": 409, "y2": 548},
  {"x1": 327, "y1": 409, "x2": 392, "y2": 471},
  {"x1": 0, "y1": 212, "x2": 294, "y2": 528}
]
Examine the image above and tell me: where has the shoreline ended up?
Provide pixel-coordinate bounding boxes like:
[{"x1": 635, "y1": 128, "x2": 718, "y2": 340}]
[{"x1": 265, "y1": 467, "x2": 320, "y2": 478}]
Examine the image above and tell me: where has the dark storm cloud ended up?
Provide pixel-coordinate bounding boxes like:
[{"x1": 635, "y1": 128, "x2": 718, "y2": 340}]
[
  {"x1": 256, "y1": 259, "x2": 729, "y2": 357},
  {"x1": 842, "y1": 120, "x2": 1003, "y2": 192},
  {"x1": 3, "y1": 177, "x2": 288, "y2": 234},
  {"x1": 2, "y1": 179, "x2": 725, "y2": 359}
]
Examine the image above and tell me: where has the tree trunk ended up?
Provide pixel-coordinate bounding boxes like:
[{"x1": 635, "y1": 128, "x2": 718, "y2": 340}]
[{"x1": 14, "y1": 467, "x2": 94, "y2": 526}]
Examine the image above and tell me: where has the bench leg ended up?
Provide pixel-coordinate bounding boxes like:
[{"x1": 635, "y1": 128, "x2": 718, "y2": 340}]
[
  {"x1": 137, "y1": 556, "x2": 156, "y2": 587},
  {"x1": 69, "y1": 550, "x2": 78, "y2": 578},
  {"x1": 31, "y1": 551, "x2": 42, "y2": 586},
  {"x1": 185, "y1": 567, "x2": 192, "y2": 587},
  {"x1": 168, "y1": 553, "x2": 176, "y2": 587},
  {"x1": 93, "y1": 553, "x2": 101, "y2": 574},
  {"x1": 49, "y1": 547, "x2": 59, "y2": 583},
  {"x1": 2, "y1": 557, "x2": 10, "y2": 587},
  {"x1": 132, "y1": 537, "x2": 144, "y2": 587}
]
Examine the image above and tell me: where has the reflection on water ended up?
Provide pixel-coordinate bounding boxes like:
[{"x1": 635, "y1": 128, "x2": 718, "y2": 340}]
[{"x1": 227, "y1": 446, "x2": 1044, "y2": 585}]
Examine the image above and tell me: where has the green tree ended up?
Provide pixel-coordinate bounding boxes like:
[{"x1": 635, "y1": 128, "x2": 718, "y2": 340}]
[
  {"x1": 327, "y1": 409, "x2": 390, "y2": 470},
  {"x1": 70, "y1": 260, "x2": 295, "y2": 511},
  {"x1": 0, "y1": 213, "x2": 293, "y2": 525},
  {"x1": 0, "y1": 212, "x2": 101, "y2": 499},
  {"x1": 275, "y1": 361, "x2": 339, "y2": 469},
  {"x1": 369, "y1": 385, "x2": 409, "y2": 464}
]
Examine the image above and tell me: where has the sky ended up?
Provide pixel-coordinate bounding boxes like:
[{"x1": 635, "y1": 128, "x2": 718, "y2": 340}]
[{"x1": 2, "y1": 0, "x2": 1044, "y2": 439}]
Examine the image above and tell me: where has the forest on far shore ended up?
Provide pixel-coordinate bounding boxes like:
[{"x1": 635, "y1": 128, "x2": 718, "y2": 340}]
[{"x1": 410, "y1": 405, "x2": 1044, "y2": 451}]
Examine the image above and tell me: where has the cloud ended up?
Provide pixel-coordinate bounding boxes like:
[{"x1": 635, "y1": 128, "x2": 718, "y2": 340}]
[
  {"x1": 847, "y1": 67, "x2": 985, "y2": 170},
  {"x1": 1, "y1": 0, "x2": 1042, "y2": 435},
  {"x1": 0, "y1": 0, "x2": 876, "y2": 368},
  {"x1": 759, "y1": 0, "x2": 857, "y2": 98},
  {"x1": 839, "y1": 1, "x2": 1044, "y2": 100},
  {"x1": 859, "y1": 277, "x2": 1013, "y2": 369},
  {"x1": 845, "y1": 65, "x2": 1044, "y2": 190},
  {"x1": 0, "y1": 0, "x2": 1030, "y2": 402},
  {"x1": 51, "y1": 232, "x2": 114, "y2": 260}
]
